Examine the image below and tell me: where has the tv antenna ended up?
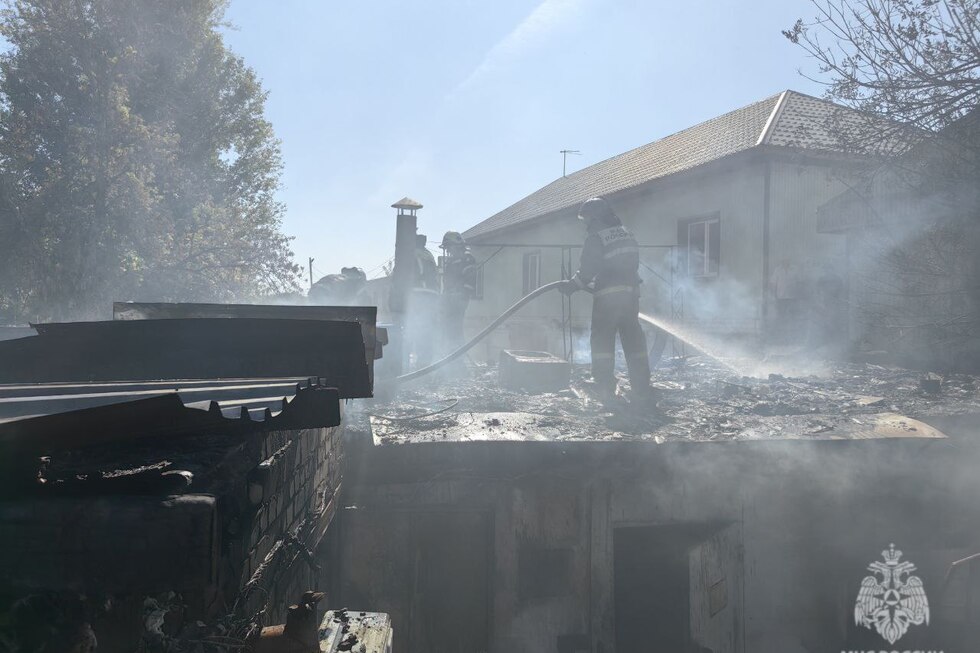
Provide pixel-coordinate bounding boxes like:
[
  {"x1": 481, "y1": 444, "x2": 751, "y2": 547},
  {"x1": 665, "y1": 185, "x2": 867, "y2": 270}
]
[{"x1": 560, "y1": 149, "x2": 581, "y2": 177}]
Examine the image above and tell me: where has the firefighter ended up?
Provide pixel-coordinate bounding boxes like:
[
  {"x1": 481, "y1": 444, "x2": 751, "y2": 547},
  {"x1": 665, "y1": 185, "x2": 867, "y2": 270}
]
[
  {"x1": 559, "y1": 197, "x2": 654, "y2": 403},
  {"x1": 408, "y1": 234, "x2": 440, "y2": 366},
  {"x1": 308, "y1": 266, "x2": 366, "y2": 305},
  {"x1": 440, "y1": 231, "x2": 478, "y2": 356},
  {"x1": 415, "y1": 234, "x2": 438, "y2": 290}
]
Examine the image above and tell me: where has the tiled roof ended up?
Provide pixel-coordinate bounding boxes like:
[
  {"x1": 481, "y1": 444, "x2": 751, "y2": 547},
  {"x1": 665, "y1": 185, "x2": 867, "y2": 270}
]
[{"x1": 464, "y1": 90, "x2": 866, "y2": 240}]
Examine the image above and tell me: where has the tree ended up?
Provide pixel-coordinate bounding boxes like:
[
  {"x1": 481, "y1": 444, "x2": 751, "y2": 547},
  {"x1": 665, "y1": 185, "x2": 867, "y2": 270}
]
[
  {"x1": 0, "y1": 0, "x2": 299, "y2": 321},
  {"x1": 786, "y1": 0, "x2": 980, "y2": 369},
  {"x1": 785, "y1": 0, "x2": 980, "y2": 130}
]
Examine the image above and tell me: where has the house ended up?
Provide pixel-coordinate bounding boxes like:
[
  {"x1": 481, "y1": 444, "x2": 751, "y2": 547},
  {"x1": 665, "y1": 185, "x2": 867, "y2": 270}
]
[{"x1": 461, "y1": 90, "x2": 883, "y2": 362}]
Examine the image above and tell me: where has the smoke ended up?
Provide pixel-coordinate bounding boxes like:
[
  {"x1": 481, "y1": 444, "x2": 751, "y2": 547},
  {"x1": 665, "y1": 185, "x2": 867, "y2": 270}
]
[{"x1": 635, "y1": 269, "x2": 835, "y2": 379}]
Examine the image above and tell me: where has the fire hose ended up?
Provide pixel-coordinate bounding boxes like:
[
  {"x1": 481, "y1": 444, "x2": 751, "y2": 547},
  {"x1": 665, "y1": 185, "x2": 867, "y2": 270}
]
[
  {"x1": 383, "y1": 281, "x2": 669, "y2": 385},
  {"x1": 390, "y1": 280, "x2": 569, "y2": 383}
]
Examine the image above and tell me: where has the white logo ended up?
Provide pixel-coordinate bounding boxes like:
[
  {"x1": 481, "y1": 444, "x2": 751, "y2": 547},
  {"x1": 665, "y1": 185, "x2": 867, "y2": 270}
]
[
  {"x1": 854, "y1": 543, "x2": 930, "y2": 644},
  {"x1": 597, "y1": 226, "x2": 631, "y2": 245}
]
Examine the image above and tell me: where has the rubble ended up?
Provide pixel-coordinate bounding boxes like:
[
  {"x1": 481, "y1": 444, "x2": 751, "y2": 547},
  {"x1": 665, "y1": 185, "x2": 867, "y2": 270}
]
[{"x1": 365, "y1": 357, "x2": 979, "y2": 444}]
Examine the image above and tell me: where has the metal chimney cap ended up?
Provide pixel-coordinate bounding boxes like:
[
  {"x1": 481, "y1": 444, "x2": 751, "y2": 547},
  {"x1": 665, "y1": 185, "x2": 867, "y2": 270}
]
[{"x1": 391, "y1": 197, "x2": 423, "y2": 210}]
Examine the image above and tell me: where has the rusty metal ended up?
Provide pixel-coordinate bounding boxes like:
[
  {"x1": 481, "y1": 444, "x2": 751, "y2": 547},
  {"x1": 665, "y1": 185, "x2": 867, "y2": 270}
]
[{"x1": 254, "y1": 591, "x2": 325, "y2": 653}]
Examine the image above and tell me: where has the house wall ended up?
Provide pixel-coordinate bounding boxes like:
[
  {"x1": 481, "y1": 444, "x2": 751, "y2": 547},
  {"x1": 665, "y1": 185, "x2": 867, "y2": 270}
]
[
  {"x1": 466, "y1": 157, "x2": 770, "y2": 363},
  {"x1": 464, "y1": 154, "x2": 853, "y2": 364},
  {"x1": 768, "y1": 158, "x2": 850, "y2": 272}
]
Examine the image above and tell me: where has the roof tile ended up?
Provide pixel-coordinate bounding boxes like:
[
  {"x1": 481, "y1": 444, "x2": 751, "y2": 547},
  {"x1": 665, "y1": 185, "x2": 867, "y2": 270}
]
[{"x1": 464, "y1": 90, "x2": 866, "y2": 240}]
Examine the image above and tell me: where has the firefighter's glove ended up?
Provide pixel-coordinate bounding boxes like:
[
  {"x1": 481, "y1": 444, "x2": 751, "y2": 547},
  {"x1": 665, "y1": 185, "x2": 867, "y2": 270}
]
[{"x1": 557, "y1": 280, "x2": 579, "y2": 296}]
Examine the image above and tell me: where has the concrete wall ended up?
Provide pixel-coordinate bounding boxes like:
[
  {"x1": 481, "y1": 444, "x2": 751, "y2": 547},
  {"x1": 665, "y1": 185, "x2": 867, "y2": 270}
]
[{"x1": 340, "y1": 437, "x2": 980, "y2": 652}]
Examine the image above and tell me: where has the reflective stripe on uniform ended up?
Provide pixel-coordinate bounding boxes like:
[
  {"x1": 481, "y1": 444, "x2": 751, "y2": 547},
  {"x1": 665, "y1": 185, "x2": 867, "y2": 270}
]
[
  {"x1": 603, "y1": 245, "x2": 638, "y2": 260},
  {"x1": 594, "y1": 285, "x2": 636, "y2": 297},
  {"x1": 591, "y1": 352, "x2": 615, "y2": 360},
  {"x1": 597, "y1": 226, "x2": 632, "y2": 245}
]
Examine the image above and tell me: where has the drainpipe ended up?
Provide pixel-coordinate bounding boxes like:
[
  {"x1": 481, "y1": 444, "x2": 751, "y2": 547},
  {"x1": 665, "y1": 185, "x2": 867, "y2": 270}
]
[{"x1": 761, "y1": 161, "x2": 772, "y2": 342}]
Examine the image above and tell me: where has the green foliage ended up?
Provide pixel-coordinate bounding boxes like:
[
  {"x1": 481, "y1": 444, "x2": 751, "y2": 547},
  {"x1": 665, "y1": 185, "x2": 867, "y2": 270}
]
[{"x1": 0, "y1": 0, "x2": 300, "y2": 321}]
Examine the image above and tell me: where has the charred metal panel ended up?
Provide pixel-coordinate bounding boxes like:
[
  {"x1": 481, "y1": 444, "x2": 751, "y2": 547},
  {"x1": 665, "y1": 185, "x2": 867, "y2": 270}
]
[
  {"x1": 0, "y1": 380, "x2": 341, "y2": 456},
  {"x1": 0, "y1": 318, "x2": 371, "y2": 397},
  {"x1": 112, "y1": 302, "x2": 383, "y2": 379}
]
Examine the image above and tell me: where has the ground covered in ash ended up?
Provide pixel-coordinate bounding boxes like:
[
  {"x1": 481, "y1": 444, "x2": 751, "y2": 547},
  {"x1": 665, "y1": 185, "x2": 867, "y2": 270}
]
[{"x1": 365, "y1": 357, "x2": 980, "y2": 444}]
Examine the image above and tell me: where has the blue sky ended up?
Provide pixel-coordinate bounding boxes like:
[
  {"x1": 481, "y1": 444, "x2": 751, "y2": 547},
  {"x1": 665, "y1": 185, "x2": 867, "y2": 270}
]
[{"x1": 222, "y1": 0, "x2": 826, "y2": 283}]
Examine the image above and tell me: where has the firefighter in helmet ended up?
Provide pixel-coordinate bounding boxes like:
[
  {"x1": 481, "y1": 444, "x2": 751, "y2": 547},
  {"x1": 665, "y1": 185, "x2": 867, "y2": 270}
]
[
  {"x1": 408, "y1": 234, "x2": 440, "y2": 366},
  {"x1": 415, "y1": 234, "x2": 438, "y2": 291},
  {"x1": 440, "y1": 231, "x2": 478, "y2": 356},
  {"x1": 308, "y1": 266, "x2": 366, "y2": 305},
  {"x1": 559, "y1": 197, "x2": 654, "y2": 403}
]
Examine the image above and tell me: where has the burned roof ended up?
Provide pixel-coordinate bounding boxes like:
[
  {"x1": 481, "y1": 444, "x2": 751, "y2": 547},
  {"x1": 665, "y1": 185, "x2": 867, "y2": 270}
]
[
  {"x1": 362, "y1": 360, "x2": 972, "y2": 446},
  {"x1": 462, "y1": 90, "x2": 890, "y2": 241}
]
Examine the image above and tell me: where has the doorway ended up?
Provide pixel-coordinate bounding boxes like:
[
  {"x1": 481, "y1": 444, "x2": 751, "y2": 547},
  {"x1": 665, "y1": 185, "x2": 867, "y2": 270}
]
[
  {"x1": 614, "y1": 522, "x2": 741, "y2": 653},
  {"x1": 340, "y1": 509, "x2": 491, "y2": 653}
]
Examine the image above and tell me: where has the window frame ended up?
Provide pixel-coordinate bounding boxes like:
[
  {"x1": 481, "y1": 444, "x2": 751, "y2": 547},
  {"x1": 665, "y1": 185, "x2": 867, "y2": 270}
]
[
  {"x1": 677, "y1": 213, "x2": 721, "y2": 279},
  {"x1": 472, "y1": 263, "x2": 484, "y2": 300},
  {"x1": 522, "y1": 250, "x2": 542, "y2": 294}
]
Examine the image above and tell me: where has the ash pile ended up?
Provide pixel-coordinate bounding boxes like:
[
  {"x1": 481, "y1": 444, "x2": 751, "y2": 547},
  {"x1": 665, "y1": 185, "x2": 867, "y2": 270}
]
[{"x1": 366, "y1": 356, "x2": 978, "y2": 444}]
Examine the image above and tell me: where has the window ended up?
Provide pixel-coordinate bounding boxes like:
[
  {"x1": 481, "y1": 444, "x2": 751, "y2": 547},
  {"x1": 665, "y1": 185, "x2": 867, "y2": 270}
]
[
  {"x1": 522, "y1": 251, "x2": 541, "y2": 294},
  {"x1": 472, "y1": 264, "x2": 484, "y2": 300},
  {"x1": 679, "y1": 215, "x2": 720, "y2": 277}
]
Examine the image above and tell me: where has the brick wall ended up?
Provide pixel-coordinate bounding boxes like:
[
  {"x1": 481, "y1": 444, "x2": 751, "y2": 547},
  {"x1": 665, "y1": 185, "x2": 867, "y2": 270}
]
[{"x1": 225, "y1": 417, "x2": 345, "y2": 622}]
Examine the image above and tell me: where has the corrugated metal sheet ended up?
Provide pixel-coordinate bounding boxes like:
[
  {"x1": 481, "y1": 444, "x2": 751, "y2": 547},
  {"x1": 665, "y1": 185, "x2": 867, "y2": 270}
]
[
  {"x1": 0, "y1": 377, "x2": 341, "y2": 456},
  {"x1": 112, "y1": 301, "x2": 385, "y2": 363},
  {"x1": 0, "y1": 318, "x2": 372, "y2": 398}
]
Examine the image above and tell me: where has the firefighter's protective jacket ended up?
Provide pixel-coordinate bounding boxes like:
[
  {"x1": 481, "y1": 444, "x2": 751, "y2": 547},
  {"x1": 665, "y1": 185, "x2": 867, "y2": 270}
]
[
  {"x1": 571, "y1": 224, "x2": 640, "y2": 296},
  {"x1": 443, "y1": 251, "x2": 478, "y2": 299}
]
